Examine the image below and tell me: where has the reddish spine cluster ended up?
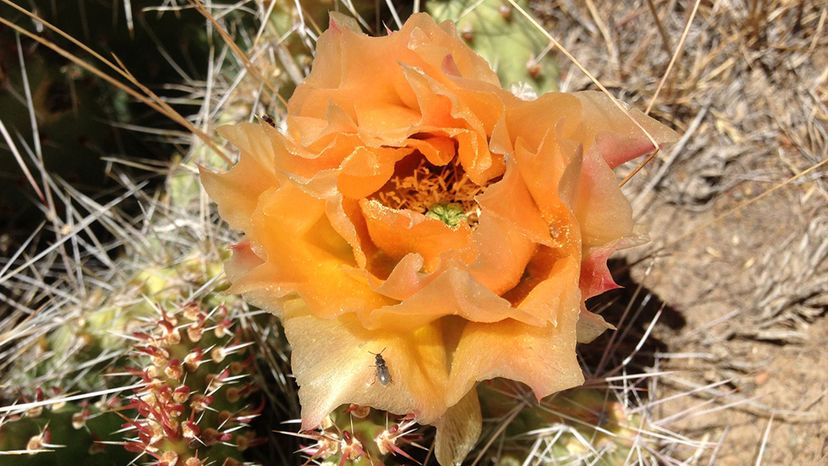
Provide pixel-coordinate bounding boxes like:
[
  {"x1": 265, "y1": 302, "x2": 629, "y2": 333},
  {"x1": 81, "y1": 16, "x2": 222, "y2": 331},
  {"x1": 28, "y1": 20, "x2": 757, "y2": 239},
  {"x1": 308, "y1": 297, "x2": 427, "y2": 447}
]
[{"x1": 119, "y1": 303, "x2": 262, "y2": 465}]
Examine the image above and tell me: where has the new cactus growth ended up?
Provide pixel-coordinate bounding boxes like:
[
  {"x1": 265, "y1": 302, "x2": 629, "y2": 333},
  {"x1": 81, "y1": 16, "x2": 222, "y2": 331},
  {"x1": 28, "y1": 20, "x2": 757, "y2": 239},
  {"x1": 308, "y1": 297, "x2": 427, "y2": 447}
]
[
  {"x1": 282, "y1": 405, "x2": 425, "y2": 465},
  {"x1": 119, "y1": 301, "x2": 262, "y2": 465},
  {"x1": 428, "y1": 0, "x2": 559, "y2": 95},
  {"x1": 1, "y1": 298, "x2": 263, "y2": 465}
]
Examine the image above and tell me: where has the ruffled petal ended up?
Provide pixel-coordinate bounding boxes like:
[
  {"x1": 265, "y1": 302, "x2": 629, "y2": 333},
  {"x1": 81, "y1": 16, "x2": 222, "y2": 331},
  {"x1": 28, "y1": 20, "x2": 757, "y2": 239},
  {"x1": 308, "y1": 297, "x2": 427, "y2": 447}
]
[
  {"x1": 338, "y1": 146, "x2": 412, "y2": 199},
  {"x1": 403, "y1": 13, "x2": 500, "y2": 86},
  {"x1": 199, "y1": 123, "x2": 282, "y2": 231},
  {"x1": 560, "y1": 91, "x2": 678, "y2": 168},
  {"x1": 512, "y1": 133, "x2": 581, "y2": 219},
  {"x1": 466, "y1": 213, "x2": 536, "y2": 296},
  {"x1": 573, "y1": 149, "x2": 634, "y2": 248},
  {"x1": 224, "y1": 241, "x2": 297, "y2": 315},
  {"x1": 364, "y1": 253, "x2": 430, "y2": 301},
  {"x1": 446, "y1": 307, "x2": 584, "y2": 407},
  {"x1": 505, "y1": 247, "x2": 582, "y2": 325},
  {"x1": 359, "y1": 267, "x2": 542, "y2": 332},
  {"x1": 246, "y1": 184, "x2": 395, "y2": 318},
  {"x1": 579, "y1": 243, "x2": 622, "y2": 299},
  {"x1": 476, "y1": 161, "x2": 553, "y2": 246},
  {"x1": 405, "y1": 135, "x2": 456, "y2": 166},
  {"x1": 360, "y1": 199, "x2": 473, "y2": 273}
]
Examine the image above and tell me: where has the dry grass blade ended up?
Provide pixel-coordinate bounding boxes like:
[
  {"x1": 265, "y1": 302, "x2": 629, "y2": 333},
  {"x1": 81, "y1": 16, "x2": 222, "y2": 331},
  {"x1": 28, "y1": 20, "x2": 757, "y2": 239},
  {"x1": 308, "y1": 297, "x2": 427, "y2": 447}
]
[
  {"x1": 0, "y1": 384, "x2": 146, "y2": 415},
  {"x1": 754, "y1": 415, "x2": 774, "y2": 466},
  {"x1": 505, "y1": 0, "x2": 662, "y2": 163},
  {"x1": 187, "y1": 0, "x2": 288, "y2": 110},
  {"x1": 0, "y1": 181, "x2": 146, "y2": 285},
  {"x1": 0, "y1": 0, "x2": 231, "y2": 164},
  {"x1": 645, "y1": 0, "x2": 702, "y2": 115},
  {"x1": 646, "y1": 0, "x2": 673, "y2": 55},
  {"x1": 0, "y1": 120, "x2": 44, "y2": 204}
]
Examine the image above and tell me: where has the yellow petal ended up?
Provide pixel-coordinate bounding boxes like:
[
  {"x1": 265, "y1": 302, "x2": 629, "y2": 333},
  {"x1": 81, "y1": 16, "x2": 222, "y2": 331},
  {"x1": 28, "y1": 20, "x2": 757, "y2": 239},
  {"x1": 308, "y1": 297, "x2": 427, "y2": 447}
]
[
  {"x1": 283, "y1": 307, "x2": 449, "y2": 430},
  {"x1": 434, "y1": 388, "x2": 482, "y2": 466},
  {"x1": 447, "y1": 307, "x2": 584, "y2": 407},
  {"x1": 576, "y1": 308, "x2": 614, "y2": 344}
]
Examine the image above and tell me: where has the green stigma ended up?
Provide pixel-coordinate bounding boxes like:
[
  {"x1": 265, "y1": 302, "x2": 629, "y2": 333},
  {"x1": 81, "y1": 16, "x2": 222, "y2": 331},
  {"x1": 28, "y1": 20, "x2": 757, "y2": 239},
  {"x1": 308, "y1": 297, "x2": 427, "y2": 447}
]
[{"x1": 425, "y1": 202, "x2": 466, "y2": 228}]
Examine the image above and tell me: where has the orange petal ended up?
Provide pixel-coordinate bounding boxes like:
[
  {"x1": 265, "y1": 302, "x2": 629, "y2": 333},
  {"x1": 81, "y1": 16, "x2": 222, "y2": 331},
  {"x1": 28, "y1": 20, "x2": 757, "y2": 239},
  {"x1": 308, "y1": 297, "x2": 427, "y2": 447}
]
[
  {"x1": 512, "y1": 133, "x2": 581, "y2": 219},
  {"x1": 476, "y1": 161, "x2": 553, "y2": 246},
  {"x1": 360, "y1": 199, "x2": 473, "y2": 272},
  {"x1": 354, "y1": 101, "x2": 421, "y2": 143},
  {"x1": 324, "y1": 196, "x2": 372, "y2": 269},
  {"x1": 289, "y1": 18, "x2": 424, "y2": 137},
  {"x1": 278, "y1": 131, "x2": 363, "y2": 182},
  {"x1": 287, "y1": 101, "x2": 359, "y2": 151},
  {"x1": 283, "y1": 308, "x2": 450, "y2": 430},
  {"x1": 456, "y1": 129, "x2": 505, "y2": 185},
  {"x1": 359, "y1": 266, "x2": 542, "y2": 332},
  {"x1": 224, "y1": 240, "x2": 299, "y2": 315},
  {"x1": 199, "y1": 123, "x2": 281, "y2": 231},
  {"x1": 505, "y1": 93, "x2": 581, "y2": 152},
  {"x1": 403, "y1": 14, "x2": 500, "y2": 87},
  {"x1": 405, "y1": 135, "x2": 456, "y2": 166},
  {"x1": 371, "y1": 253, "x2": 430, "y2": 301},
  {"x1": 400, "y1": 65, "x2": 464, "y2": 130},
  {"x1": 400, "y1": 65, "x2": 506, "y2": 184},
  {"x1": 338, "y1": 146, "x2": 412, "y2": 199},
  {"x1": 447, "y1": 80, "x2": 513, "y2": 137},
  {"x1": 466, "y1": 213, "x2": 537, "y2": 296},
  {"x1": 573, "y1": 148, "x2": 634, "y2": 248},
  {"x1": 562, "y1": 91, "x2": 678, "y2": 168},
  {"x1": 246, "y1": 184, "x2": 393, "y2": 318},
  {"x1": 505, "y1": 247, "x2": 582, "y2": 325}
]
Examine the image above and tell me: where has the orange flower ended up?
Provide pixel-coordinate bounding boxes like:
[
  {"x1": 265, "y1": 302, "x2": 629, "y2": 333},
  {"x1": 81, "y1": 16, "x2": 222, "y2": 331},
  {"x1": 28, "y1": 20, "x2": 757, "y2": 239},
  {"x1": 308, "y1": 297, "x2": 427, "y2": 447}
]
[{"x1": 201, "y1": 13, "x2": 675, "y2": 465}]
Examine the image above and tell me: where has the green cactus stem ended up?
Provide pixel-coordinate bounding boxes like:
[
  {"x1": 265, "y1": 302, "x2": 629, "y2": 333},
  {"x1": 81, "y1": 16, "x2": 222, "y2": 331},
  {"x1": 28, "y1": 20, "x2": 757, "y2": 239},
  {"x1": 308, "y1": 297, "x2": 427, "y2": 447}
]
[
  {"x1": 282, "y1": 404, "x2": 425, "y2": 465},
  {"x1": 0, "y1": 400, "x2": 131, "y2": 466},
  {"x1": 119, "y1": 301, "x2": 262, "y2": 465},
  {"x1": 428, "y1": 0, "x2": 559, "y2": 95}
]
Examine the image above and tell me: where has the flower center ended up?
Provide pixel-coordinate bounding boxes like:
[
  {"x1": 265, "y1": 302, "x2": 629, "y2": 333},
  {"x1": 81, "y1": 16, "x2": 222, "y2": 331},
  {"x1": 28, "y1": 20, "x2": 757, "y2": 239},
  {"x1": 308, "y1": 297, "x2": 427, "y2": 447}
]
[{"x1": 372, "y1": 156, "x2": 486, "y2": 226}]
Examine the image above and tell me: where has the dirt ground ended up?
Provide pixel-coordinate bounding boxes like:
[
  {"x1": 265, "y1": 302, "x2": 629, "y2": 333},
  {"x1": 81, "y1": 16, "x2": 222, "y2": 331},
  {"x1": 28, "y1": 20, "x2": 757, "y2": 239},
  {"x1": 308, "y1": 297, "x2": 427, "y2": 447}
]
[{"x1": 533, "y1": 0, "x2": 827, "y2": 464}]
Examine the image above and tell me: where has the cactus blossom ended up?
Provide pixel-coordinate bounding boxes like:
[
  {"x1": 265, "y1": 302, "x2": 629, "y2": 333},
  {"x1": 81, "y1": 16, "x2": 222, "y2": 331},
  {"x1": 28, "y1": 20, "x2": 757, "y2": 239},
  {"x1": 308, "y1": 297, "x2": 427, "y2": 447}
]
[{"x1": 201, "y1": 12, "x2": 675, "y2": 465}]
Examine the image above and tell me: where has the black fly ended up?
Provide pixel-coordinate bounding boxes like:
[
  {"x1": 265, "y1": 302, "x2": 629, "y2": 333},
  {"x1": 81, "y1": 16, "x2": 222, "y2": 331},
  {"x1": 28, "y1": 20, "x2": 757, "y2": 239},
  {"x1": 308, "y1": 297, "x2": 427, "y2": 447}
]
[
  {"x1": 369, "y1": 348, "x2": 391, "y2": 386},
  {"x1": 260, "y1": 113, "x2": 276, "y2": 128}
]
